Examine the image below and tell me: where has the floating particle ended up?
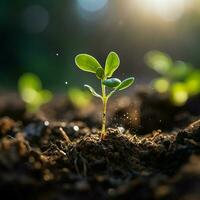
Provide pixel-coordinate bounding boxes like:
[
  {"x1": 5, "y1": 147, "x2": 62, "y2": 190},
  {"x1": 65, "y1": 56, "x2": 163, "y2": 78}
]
[
  {"x1": 44, "y1": 120, "x2": 49, "y2": 126},
  {"x1": 73, "y1": 125, "x2": 79, "y2": 131}
]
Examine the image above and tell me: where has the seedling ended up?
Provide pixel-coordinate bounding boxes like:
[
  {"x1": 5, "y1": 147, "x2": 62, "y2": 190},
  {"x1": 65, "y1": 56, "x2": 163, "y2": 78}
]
[
  {"x1": 18, "y1": 73, "x2": 52, "y2": 112},
  {"x1": 75, "y1": 51, "x2": 135, "y2": 139},
  {"x1": 145, "y1": 50, "x2": 200, "y2": 106}
]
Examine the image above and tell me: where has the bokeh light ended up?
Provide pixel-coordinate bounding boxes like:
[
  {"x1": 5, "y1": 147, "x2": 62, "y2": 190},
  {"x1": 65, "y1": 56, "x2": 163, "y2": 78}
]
[
  {"x1": 22, "y1": 5, "x2": 49, "y2": 34},
  {"x1": 77, "y1": 0, "x2": 108, "y2": 12},
  {"x1": 152, "y1": 78, "x2": 170, "y2": 93},
  {"x1": 171, "y1": 83, "x2": 188, "y2": 106}
]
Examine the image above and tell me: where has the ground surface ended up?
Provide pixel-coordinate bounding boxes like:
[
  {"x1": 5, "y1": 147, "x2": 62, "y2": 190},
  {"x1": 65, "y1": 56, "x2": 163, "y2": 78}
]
[{"x1": 0, "y1": 88, "x2": 200, "y2": 200}]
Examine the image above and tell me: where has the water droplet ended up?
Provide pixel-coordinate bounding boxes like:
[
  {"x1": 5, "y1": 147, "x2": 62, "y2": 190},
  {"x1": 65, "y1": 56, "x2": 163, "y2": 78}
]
[{"x1": 56, "y1": 53, "x2": 59, "y2": 56}]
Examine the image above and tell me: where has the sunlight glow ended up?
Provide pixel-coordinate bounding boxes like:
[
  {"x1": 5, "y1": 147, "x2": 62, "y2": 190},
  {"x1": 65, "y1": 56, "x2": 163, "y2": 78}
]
[{"x1": 136, "y1": 0, "x2": 187, "y2": 21}]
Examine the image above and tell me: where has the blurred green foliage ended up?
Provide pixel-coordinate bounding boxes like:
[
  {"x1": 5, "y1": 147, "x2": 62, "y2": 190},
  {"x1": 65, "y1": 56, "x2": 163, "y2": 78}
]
[
  {"x1": 67, "y1": 87, "x2": 92, "y2": 109},
  {"x1": 1, "y1": 0, "x2": 200, "y2": 91},
  {"x1": 145, "y1": 51, "x2": 200, "y2": 106},
  {"x1": 18, "y1": 73, "x2": 52, "y2": 112}
]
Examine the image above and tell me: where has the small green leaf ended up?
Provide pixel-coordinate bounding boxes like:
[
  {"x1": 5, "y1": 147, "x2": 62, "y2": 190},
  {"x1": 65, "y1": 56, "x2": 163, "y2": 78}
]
[
  {"x1": 117, "y1": 77, "x2": 135, "y2": 91},
  {"x1": 75, "y1": 54, "x2": 102, "y2": 73},
  {"x1": 103, "y1": 78, "x2": 121, "y2": 88},
  {"x1": 84, "y1": 84, "x2": 102, "y2": 99},
  {"x1": 96, "y1": 67, "x2": 105, "y2": 80},
  {"x1": 105, "y1": 52, "x2": 120, "y2": 77}
]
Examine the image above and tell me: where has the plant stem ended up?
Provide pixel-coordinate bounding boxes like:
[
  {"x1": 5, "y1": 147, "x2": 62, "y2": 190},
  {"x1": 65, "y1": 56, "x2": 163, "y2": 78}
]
[
  {"x1": 101, "y1": 97, "x2": 107, "y2": 139},
  {"x1": 101, "y1": 82, "x2": 107, "y2": 139}
]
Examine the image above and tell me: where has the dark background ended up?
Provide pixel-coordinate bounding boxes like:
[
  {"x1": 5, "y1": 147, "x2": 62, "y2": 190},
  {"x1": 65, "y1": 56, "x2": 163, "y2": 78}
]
[{"x1": 1, "y1": 0, "x2": 200, "y2": 92}]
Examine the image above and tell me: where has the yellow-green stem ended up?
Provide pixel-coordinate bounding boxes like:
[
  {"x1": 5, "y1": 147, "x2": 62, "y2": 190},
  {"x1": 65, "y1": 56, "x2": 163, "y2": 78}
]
[
  {"x1": 101, "y1": 97, "x2": 107, "y2": 138},
  {"x1": 101, "y1": 82, "x2": 107, "y2": 139}
]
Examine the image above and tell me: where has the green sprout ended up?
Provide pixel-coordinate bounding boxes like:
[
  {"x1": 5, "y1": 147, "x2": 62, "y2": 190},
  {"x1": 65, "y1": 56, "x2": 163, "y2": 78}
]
[
  {"x1": 18, "y1": 73, "x2": 52, "y2": 112},
  {"x1": 145, "y1": 50, "x2": 200, "y2": 106},
  {"x1": 75, "y1": 51, "x2": 135, "y2": 139}
]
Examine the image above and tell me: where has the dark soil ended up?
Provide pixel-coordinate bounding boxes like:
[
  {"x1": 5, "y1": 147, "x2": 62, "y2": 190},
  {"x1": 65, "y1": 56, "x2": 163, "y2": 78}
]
[{"x1": 0, "y1": 88, "x2": 200, "y2": 200}]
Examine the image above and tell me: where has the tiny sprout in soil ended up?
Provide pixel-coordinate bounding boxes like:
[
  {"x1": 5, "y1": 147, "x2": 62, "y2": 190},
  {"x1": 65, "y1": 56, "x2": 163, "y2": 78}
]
[
  {"x1": 18, "y1": 73, "x2": 53, "y2": 113},
  {"x1": 75, "y1": 51, "x2": 135, "y2": 139}
]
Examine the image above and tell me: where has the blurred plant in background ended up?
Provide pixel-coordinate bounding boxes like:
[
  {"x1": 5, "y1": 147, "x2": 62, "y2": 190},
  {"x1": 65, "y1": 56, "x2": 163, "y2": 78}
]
[
  {"x1": 67, "y1": 87, "x2": 92, "y2": 109},
  {"x1": 145, "y1": 50, "x2": 200, "y2": 106},
  {"x1": 1, "y1": 0, "x2": 200, "y2": 91},
  {"x1": 18, "y1": 73, "x2": 53, "y2": 112}
]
